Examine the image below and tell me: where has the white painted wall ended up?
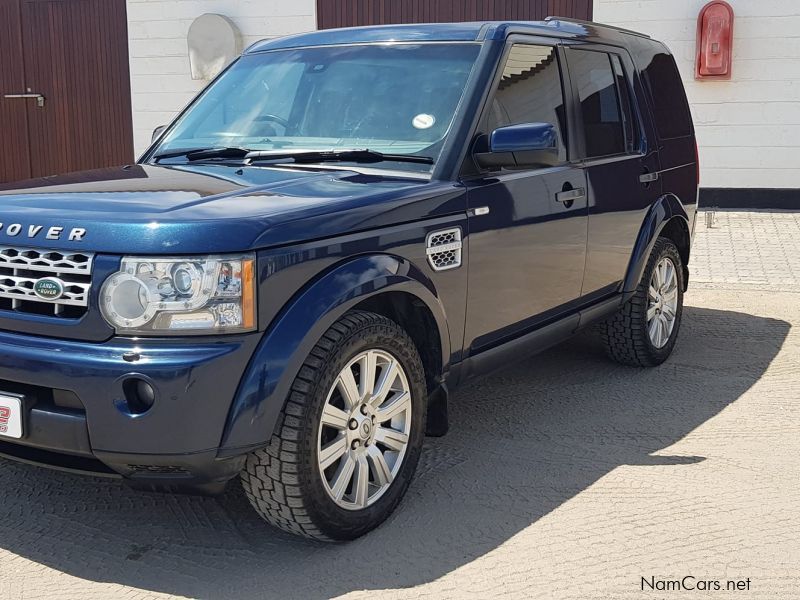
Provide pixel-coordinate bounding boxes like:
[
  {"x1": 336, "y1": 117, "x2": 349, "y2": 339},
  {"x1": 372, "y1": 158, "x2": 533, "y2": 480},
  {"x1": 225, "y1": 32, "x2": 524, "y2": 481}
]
[
  {"x1": 594, "y1": 0, "x2": 800, "y2": 189},
  {"x1": 126, "y1": 0, "x2": 316, "y2": 156}
]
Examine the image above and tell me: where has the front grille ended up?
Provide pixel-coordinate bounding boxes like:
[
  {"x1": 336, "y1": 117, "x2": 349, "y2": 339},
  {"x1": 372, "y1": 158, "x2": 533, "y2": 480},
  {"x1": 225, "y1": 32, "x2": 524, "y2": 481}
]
[{"x1": 0, "y1": 247, "x2": 94, "y2": 318}]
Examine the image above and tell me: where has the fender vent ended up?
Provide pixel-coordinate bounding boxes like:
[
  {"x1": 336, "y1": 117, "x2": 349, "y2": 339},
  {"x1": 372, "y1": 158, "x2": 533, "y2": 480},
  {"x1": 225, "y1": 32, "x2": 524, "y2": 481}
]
[{"x1": 426, "y1": 227, "x2": 463, "y2": 272}]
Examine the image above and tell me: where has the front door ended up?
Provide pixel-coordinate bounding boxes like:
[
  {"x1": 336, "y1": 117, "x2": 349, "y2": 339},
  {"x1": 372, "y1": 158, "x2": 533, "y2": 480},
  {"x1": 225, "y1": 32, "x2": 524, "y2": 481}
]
[
  {"x1": 0, "y1": 0, "x2": 134, "y2": 183},
  {"x1": 463, "y1": 42, "x2": 588, "y2": 355}
]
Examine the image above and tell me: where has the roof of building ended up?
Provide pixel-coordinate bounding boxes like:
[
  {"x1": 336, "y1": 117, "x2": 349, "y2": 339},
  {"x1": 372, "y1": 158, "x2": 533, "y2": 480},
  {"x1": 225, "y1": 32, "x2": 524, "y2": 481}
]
[{"x1": 244, "y1": 19, "x2": 650, "y2": 54}]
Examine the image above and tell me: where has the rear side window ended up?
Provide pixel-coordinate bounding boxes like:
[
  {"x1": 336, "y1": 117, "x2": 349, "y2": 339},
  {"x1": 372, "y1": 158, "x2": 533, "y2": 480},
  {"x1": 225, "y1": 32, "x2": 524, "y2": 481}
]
[
  {"x1": 568, "y1": 48, "x2": 637, "y2": 158},
  {"x1": 643, "y1": 52, "x2": 692, "y2": 139},
  {"x1": 486, "y1": 44, "x2": 568, "y2": 162}
]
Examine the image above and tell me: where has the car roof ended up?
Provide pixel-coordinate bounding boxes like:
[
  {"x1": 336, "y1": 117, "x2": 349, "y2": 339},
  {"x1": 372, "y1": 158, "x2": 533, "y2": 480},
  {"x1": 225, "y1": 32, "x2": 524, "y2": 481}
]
[{"x1": 244, "y1": 19, "x2": 650, "y2": 54}]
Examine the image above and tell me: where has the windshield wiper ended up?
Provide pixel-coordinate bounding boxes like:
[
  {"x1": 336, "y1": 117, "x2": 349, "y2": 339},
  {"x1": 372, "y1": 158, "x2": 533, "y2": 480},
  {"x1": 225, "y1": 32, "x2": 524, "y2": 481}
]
[
  {"x1": 153, "y1": 147, "x2": 251, "y2": 162},
  {"x1": 244, "y1": 149, "x2": 434, "y2": 166}
]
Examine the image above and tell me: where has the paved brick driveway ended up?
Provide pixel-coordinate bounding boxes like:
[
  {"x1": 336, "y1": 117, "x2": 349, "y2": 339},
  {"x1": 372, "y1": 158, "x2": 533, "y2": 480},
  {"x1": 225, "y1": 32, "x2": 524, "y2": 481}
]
[
  {"x1": 692, "y1": 210, "x2": 800, "y2": 291},
  {"x1": 0, "y1": 211, "x2": 798, "y2": 600}
]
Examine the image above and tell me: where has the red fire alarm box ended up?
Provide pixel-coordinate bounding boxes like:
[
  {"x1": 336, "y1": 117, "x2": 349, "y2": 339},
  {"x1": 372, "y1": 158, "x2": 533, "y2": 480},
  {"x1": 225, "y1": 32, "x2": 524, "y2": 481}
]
[{"x1": 696, "y1": 1, "x2": 734, "y2": 80}]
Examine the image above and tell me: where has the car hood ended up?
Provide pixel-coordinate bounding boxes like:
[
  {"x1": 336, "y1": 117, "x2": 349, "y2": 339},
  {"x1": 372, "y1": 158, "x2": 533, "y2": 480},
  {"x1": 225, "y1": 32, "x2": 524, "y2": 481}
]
[{"x1": 0, "y1": 164, "x2": 462, "y2": 253}]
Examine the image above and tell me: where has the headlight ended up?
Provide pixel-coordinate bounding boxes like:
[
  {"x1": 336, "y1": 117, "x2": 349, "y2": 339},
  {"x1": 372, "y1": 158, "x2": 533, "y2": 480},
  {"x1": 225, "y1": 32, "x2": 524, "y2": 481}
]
[{"x1": 100, "y1": 255, "x2": 256, "y2": 335}]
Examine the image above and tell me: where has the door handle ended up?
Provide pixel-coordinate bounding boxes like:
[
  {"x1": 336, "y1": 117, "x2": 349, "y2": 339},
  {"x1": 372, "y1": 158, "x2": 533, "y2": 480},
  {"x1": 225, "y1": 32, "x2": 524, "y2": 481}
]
[
  {"x1": 3, "y1": 93, "x2": 45, "y2": 108},
  {"x1": 639, "y1": 171, "x2": 659, "y2": 184},
  {"x1": 555, "y1": 187, "x2": 586, "y2": 203}
]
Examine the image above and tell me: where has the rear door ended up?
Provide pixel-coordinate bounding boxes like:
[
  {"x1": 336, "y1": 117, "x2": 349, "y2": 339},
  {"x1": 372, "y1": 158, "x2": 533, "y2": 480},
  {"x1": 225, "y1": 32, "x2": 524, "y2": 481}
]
[
  {"x1": 562, "y1": 44, "x2": 662, "y2": 299},
  {"x1": 636, "y1": 44, "x2": 699, "y2": 224},
  {"x1": 462, "y1": 40, "x2": 588, "y2": 355}
]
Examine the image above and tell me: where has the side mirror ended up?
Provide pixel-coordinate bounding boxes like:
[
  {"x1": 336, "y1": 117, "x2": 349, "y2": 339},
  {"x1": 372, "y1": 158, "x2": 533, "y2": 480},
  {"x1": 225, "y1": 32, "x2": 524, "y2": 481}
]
[
  {"x1": 474, "y1": 122, "x2": 560, "y2": 170},
  {"x1": 151, "y1": 125, "x2": 167, "y2": 143}
]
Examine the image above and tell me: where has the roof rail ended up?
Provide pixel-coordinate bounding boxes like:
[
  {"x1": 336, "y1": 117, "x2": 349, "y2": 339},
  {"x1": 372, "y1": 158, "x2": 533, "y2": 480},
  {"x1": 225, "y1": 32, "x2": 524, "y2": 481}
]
[{"x1": 544, "y1": 16, "x2": 651, "y2": 39}]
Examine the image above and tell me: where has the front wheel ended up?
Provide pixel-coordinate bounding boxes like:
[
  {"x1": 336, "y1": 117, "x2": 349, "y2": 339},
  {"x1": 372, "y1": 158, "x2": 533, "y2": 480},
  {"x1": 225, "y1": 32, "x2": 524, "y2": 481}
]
[
  {"x1": 241, "y1": 311, "x2": 427, "y2": 541},
  {"x1": 601, "y1": 237, "x2": 685, "y2": 367}
]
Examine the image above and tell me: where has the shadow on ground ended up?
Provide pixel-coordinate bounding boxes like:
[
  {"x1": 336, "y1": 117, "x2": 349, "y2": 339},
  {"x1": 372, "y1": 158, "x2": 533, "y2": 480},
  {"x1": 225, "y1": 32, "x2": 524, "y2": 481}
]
[{"x1": 0, "y1": 307, "x2": 790, "y2": 599}]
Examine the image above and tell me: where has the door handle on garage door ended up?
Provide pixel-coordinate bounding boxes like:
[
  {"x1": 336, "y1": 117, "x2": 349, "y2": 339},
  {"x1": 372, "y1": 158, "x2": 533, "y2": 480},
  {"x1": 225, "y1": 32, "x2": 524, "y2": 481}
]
[
  {"x1": 555, "y1": 187, "x2": 586, "y2": 203},
  {"x1": 3, "y1": 93, "x2": 45, "y2": 108}
]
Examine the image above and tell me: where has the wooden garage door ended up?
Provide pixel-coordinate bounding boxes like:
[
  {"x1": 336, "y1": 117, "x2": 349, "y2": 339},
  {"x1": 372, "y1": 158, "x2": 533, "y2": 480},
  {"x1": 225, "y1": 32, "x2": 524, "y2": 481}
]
[
  {"x1": 0, "y1": 0, "x2": 134, "y2": 184},
  {"x1": 317, "y1": 0, "x2": 593, "y2": 29}
]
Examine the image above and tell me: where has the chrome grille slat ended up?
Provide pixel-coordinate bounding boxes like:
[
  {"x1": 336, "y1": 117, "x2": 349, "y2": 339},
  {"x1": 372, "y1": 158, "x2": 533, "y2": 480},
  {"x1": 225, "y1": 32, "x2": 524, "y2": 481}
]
[
  {"x1": 0, "y1": 275, "x2": 91, "y2": 306},
  {"x1": 0, "y1": 247, "x2": 92, "y2": 275},
  {"x1": 0, "y1": 246, "x2": 94, "y2": 317}
]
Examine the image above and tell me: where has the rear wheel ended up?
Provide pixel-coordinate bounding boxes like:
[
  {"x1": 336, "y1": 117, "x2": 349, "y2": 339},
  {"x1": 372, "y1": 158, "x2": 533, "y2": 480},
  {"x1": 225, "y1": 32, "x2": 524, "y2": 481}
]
[
  {"x1": 241, "y1": 311, "x2": 426, "y2": 541},
  {"x1": 601, "y1": 237, "x2": 684, "y2": 367}
]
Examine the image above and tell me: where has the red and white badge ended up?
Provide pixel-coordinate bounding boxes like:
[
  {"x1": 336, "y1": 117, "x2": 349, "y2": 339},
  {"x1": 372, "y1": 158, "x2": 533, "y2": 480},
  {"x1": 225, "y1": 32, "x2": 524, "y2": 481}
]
[{"x1": 0, "y1": 395, "x2": 23, "y2": 439}]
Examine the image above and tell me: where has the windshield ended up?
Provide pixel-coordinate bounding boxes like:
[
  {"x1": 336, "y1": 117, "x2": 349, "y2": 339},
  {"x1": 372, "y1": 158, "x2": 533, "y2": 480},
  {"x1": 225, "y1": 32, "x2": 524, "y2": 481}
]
[{"x1": 153, "y1": 43, "x2": 482, "y2": 173}]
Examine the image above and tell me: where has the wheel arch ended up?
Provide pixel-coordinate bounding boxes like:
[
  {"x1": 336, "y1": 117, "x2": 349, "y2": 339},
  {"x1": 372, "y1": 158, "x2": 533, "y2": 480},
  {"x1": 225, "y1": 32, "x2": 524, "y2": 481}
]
[
  {"x1": 353, "y1": 290, "x2": 450, "y2": 436},
  {"x1": 623, "y1": 193, "x2": 691, "y2": 294},
  {"x1": 353, "y1": 291, "x2": 443, "y2": 396},
  {"x1": 218, "y1": 254, "x2": 451, "y2": 455}
]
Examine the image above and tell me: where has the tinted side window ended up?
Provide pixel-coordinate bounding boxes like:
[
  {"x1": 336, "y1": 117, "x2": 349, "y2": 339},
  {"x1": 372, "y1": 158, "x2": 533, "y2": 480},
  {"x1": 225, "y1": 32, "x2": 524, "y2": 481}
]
[
  {"x1": 569, "y1": 49, "x2": 627, "y2": 158},
  {"x1": 487, "y1": 44, "x2": 567, "y2": 162},
  {"x1": 643, "y1": 52, "x2": 692, "y2": 139}
]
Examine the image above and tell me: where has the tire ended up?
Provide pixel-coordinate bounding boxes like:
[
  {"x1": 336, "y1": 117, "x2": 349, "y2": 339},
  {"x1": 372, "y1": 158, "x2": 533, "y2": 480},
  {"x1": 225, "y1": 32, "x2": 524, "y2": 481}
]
[
  {"x1": 601, "y1": 237, "x2": 684, "y2": 367},
  {"x1": 241, "y1": 310, "x2": 427, "y2": 541}
]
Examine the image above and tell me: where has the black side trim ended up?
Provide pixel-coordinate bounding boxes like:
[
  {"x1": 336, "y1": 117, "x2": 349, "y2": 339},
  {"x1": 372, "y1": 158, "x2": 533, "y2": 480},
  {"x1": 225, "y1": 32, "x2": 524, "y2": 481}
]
[
  {"x1": 462, "y1": 314, "x2": 580, "y2": 381},
  {"x1": 700, "y1": 188, "x2": 800, "y2": 210},
  {"x1": 578, "y1": 294, "x2": 623, "y2": 329}
]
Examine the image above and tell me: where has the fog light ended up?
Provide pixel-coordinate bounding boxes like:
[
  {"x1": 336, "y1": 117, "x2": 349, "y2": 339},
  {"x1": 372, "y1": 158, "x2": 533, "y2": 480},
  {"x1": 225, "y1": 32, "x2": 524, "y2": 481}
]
[{"x1": 121, "y1": 377, "x2": 156, "y2": 415}]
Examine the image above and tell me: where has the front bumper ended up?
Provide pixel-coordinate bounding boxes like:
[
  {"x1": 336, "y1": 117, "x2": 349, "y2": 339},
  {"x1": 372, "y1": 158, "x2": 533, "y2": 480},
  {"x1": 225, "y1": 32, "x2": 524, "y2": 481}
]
[{"x1": 0, "y1": 329, "x2": 261, "y2": 493}]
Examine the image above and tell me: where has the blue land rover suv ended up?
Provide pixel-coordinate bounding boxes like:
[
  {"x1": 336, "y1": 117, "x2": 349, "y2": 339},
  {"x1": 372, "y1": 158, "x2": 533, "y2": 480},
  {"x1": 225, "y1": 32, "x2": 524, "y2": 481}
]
[{"x1": 0, "y1": 19, "x2": 698, "y2": 540}]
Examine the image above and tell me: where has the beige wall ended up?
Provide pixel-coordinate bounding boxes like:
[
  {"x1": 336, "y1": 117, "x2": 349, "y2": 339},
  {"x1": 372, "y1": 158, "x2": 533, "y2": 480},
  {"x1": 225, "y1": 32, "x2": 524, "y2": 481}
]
[{"x1": 594, "y1": 0, "x2": 800, "y2": 188}]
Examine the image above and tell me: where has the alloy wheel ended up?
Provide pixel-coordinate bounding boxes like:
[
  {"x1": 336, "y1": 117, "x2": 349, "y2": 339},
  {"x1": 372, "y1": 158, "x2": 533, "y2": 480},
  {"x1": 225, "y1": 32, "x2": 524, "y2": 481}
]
[
  {"x1": 317, "y1": 349, "x2": 412, "y2": 510},
  {"x1": 646, "y1": 256, "x2": 679, "y2": 348}
]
